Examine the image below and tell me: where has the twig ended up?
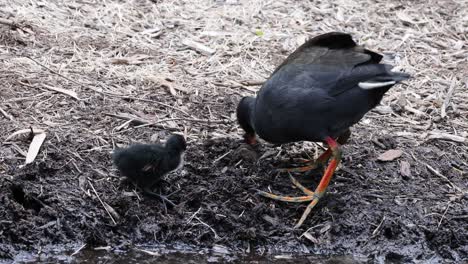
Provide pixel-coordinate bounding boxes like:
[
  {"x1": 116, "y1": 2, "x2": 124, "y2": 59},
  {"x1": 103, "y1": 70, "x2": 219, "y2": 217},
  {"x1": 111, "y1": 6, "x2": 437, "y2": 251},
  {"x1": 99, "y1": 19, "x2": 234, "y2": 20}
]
[
  {"x1": 135, "y1": 248, "x2": 161, "y2": 256},
  {"x1": 18, "y1": 81, "x2": 80, "y2": 100},
  {"x1": 213, "y1": 150, "x2": 233, "y2": 164},
  {"x1": 134, "y1": 117, "x2": 229, "y2": 129},
  {"x1": 437, "y1": 202, "x2": 451, "y2": 229},
  {"x1": 23, "y1": 55, "x2": 122, "y2": 97},
  {"x1": 105, "y1": 112, "x2": 151, "y2": 126},
  {"x1": 212, "y1": 81, "x2": 257, "y2": 93},
  {"x1": 105, "y1": 112, "x2": 229, "y2": 129},
  {"x1": 186, "y1": 207, "x2": 202, "y2": 223},
  {"x1": 70, "y1": 244, "x2": 87, "y2": 256},
  {"x1": 114, "y1": 96, "x2": 191, "y2": 116},
  {"x1": 23, "y1": 56, "x2": 85, "y2": 87},
  {"x1": 404, "y1": 105, "x2": 427, "y2": 117},
  {"x1": 425, "y1": 132, "x2": 466, "y2": 144},
  {"x1": 194, "y1": 216, "x2": 219, "y2": 239},
  {"x1": 240, "y1": 80, "x2": 264, "y2": 86},
  {"x1": 0, "y1": 106, "x2": 15, "y2": 121},
  {"x1": 371, "y1": 215, "x2": 386, "y2": 237},
  {"x1": 441, "y1": 77, "x2": 456, "y2": 118},
  {"x1": 423, "y1": 162, "x2": 464, "y2": 193},
  {"x1": 0, "y1": 18, "x2": 18, "y2": 28},
  {"x1": 182, "y1": 39, "x2": 216, "y2": 55},
  {"x1": 89, "y1": 180, "x2": 117, "y2": 225}
]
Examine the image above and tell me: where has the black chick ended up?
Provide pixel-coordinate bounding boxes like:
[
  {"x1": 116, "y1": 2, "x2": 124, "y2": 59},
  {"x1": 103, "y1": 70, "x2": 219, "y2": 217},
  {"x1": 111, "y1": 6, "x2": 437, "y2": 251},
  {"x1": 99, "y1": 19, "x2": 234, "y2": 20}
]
[{"x1": 112, "y1": 134, "x2": 186, "y2": 206}]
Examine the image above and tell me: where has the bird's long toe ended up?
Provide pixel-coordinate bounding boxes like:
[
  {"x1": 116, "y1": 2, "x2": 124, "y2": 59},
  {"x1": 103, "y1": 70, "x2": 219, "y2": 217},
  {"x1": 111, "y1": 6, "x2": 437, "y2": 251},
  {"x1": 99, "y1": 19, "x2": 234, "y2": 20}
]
[
  {"x1": 278, "y1": 148, "x2": 332, "y2": 173},
  {"x1": 288, "y1": 173, "x2": 315, "y2": 195},
  {"x1": 257, "y1": 190, "x2": 314, "y2": 203}
]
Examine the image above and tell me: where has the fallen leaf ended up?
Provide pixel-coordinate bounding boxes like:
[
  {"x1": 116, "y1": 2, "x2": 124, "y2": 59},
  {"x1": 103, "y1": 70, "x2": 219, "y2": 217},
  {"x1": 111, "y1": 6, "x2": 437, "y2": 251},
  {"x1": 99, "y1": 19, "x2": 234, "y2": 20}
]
[
  {"x1": 396, "y1": 12, "x2": 416, "y2": 24},
  {"x1": 212, "y1": 245, "x2": 229, "y2": 254},
  {"x1": 103, "y1": 201, "x2": 120, "y2": 221},
  {"x1": 146, "y1": 76, "x2": 185, "y2": 96},
  {"x1": 262, "y1": 215, "x2": 278, "y2": 226},
  {"x1": 254, "y1": 29, "x2": 264, "y2": 37},
  {"x1": 42, "y1": 84, "x2": 79, "y2": 100},
  {"x1": 25, "y1": 132, "x2": 46, "y2": 164},
  {"x1": 400, "y1": 161, "x2": 411, "y2": 178},
  {"x1": 377, "y1": 149, "x2": 403, "y2": 161},
  {"x1": 5, "y1": 128, "x2": 45, "y2": 141}
]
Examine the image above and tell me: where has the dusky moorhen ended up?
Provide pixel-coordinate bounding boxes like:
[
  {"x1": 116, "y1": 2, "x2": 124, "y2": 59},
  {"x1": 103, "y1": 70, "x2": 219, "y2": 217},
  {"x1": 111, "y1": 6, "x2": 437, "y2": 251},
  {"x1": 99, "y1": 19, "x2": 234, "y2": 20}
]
[{"x1": 236, "y1": 32, "x2": 410, "y2": 227}]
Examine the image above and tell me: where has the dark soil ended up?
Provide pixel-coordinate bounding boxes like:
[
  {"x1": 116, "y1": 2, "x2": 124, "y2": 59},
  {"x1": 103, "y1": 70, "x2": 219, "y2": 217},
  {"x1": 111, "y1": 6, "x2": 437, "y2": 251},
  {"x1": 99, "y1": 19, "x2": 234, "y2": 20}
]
[
  {"x1": 1, "y1": 0, "x2": 467, "y2": 263},
  {"x1": 1, "y1": 122, "x2": 467, "y2": 262}
]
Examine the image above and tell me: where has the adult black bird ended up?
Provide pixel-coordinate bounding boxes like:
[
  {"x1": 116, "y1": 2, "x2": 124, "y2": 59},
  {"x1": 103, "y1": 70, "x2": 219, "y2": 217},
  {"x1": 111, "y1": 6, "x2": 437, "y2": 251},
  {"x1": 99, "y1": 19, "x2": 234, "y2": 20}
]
[
  {"x1": 236, "y1": 32, "x2": 410, "y2": 228},
  {"x1": 112, "y1": 134, "x2": 186, "y2": 206}
]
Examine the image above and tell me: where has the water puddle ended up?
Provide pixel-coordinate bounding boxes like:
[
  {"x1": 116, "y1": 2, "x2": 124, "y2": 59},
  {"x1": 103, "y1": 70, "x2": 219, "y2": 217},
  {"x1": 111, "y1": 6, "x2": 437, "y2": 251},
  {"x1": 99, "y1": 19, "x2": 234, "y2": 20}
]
[{"x1": 8, "y1": 245, "x2": 363, "y2": 264}]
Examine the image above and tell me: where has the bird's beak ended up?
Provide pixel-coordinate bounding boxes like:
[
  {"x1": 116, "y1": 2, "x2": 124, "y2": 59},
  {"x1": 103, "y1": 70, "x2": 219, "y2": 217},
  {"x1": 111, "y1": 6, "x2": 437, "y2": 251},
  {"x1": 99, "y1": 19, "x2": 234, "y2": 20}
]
[{"x1": 244, "y1": 134, "x2": 257, "y2": 145}]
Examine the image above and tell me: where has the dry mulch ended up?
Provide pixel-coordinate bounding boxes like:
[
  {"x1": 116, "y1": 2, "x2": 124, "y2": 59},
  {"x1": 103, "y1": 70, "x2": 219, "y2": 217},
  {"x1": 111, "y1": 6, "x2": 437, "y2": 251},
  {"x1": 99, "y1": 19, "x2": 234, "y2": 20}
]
[{"x1": 1, "y1": 0, "x2": 467, "y2": 262}]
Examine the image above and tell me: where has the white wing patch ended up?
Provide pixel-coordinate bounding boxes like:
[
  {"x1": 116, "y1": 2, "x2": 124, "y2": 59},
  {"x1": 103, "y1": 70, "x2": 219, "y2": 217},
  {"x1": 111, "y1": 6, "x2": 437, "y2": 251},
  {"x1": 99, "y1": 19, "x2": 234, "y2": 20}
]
[{"x1": 358, "y1": 81, "x2": 396, "y2": 89}]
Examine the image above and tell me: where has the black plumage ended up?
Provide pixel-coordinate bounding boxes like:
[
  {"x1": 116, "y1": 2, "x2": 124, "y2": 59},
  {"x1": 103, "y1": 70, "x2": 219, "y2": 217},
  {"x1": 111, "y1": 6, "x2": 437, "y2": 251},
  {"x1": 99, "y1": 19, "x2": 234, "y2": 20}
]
[
  {"x1": 236, "y1": 32, "x2": 410, "y2": 228},
  {"x1": 237, "y1": 32, "x2": 410, "y2": 145},
  {"x1": 112, "y1": 134, "x2": 186, "y2": 205}
]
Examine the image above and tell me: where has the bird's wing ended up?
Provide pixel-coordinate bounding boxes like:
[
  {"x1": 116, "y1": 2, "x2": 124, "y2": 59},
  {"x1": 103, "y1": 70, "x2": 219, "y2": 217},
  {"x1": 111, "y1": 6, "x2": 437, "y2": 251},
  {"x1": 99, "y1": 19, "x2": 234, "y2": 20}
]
[
  {"x1": 273, "y1": 32, "x2": 382, "y2": 73},
  {"x1": 113, "y1": 144, "x2": 164, "y2": 174},
  {"x1": 141, "y1": 148, "x2": 164, "y2": 173},
  {"x1": 269, "y1": 32, "x2": 402, "y2": 97}
]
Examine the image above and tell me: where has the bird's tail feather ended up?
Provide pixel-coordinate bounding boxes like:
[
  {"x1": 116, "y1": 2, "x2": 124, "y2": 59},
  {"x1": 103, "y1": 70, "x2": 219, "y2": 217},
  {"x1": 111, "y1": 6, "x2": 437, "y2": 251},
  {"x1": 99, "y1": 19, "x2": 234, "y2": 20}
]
[{"x1": 359, "y1": 67, "x2": 410, "y2": 89}]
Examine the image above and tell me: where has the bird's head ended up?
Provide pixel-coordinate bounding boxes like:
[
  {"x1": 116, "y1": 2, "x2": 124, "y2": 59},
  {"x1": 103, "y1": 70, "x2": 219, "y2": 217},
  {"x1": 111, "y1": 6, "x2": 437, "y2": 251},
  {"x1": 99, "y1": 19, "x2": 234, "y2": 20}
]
[
  {"x1": 165, "y1": 134, "x2": 187, "y2": 154},
  {"x1": 236, "y1": 96, "x2": 257, "y2": 145}
]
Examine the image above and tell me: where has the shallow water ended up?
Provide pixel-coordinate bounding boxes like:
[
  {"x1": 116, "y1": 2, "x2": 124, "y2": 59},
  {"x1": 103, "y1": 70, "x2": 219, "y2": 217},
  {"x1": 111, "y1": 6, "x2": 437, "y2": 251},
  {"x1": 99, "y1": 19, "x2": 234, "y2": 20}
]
[{"x1": 8, "y1": 246, "x2": 363, "y2": 264}]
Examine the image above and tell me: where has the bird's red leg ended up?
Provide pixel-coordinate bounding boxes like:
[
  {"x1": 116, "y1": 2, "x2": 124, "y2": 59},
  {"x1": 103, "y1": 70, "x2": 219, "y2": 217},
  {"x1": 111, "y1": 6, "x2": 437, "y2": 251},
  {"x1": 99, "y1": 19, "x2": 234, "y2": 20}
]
[
  {"x1": 279, "y1": 130, "x2": 349, "y2": 173},
  {"x1": 280, "y1": 148, "x2": 332, "y2": 172},
  {"x1": 258, "y1": 136, "x2": 342, "y2": 228},
  {"x1": 294, "y1": 137, "x2": 341, "y2": 228}
]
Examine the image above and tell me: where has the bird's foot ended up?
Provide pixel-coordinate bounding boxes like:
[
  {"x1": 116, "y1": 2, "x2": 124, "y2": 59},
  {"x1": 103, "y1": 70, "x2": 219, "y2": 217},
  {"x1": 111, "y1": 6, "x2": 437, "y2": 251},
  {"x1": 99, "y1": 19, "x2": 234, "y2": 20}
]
[
  {"x1": 257, "y1": 173, "x2": 321, "y2": 228},
  {"x1": 259, "y1": 137, "x2": 341, "y2": 228},
  {"x1": 277, "y1": 162, "x2": 323, "y2": 173},
  {"x1": 278, "y1": 148, "x2": 332, "y2": 173}
]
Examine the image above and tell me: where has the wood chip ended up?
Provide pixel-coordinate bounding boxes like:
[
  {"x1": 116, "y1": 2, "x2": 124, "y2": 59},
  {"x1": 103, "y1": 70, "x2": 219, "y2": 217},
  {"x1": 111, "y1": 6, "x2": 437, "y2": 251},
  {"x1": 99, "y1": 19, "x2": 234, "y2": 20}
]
[
  {"x1": 182, "y1": 39, "x2": 216, "y2": 55},
  {"x1": 147, "y1": 76, "x2": 178, "y2": 96},
  {"x1": 377, "y1": 149, "x2": 403, "y2": 161},
  {"x1": 42, "y1": 84, "x2": 79, "y2": 100},
  {"x1": 201, "y1": 31, "x2": 235, "y2": 37},
  {"x1": 262, "y1": 215, "x2": 278, "y2": 226},
  {"x1": 400, "y1": 161, "x2": 411, "y2": 178},
  {"x1": 374, "y1": 105, "x2": 394, "y2": 115},
  {"x1": 110, "y1": 54, "x2": 152, "y2": 65},
  {"x1": 302, "y1": 232, "x2": 319, "y2": 244},
  {"x1": 441, "y1": 77, "x2": 456, "y2": 118},
  {"x1": 0, "y1": 106, "x2": 15, "y2": 121},
  {"x1": 136, "y1": 248, "x2": 161, "y2": 256}
]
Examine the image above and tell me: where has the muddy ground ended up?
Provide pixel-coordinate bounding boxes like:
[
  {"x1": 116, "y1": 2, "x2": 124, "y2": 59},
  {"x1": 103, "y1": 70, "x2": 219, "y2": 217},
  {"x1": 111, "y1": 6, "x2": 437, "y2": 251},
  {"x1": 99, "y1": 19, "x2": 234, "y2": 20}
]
[{"x1": 1, "y1": 0, "x2": 467, "y2": 263}]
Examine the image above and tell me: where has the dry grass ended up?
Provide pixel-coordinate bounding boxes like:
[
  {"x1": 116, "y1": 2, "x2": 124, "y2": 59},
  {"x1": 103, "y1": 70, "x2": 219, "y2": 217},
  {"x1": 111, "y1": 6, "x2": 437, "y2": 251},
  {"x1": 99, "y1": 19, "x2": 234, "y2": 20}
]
[
  {"x1": 1, "y1": 0, "x2": 467, "y2": 144},
  {"x1": 0, "y1": 0, "x2": 467, "y2": 259}
]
